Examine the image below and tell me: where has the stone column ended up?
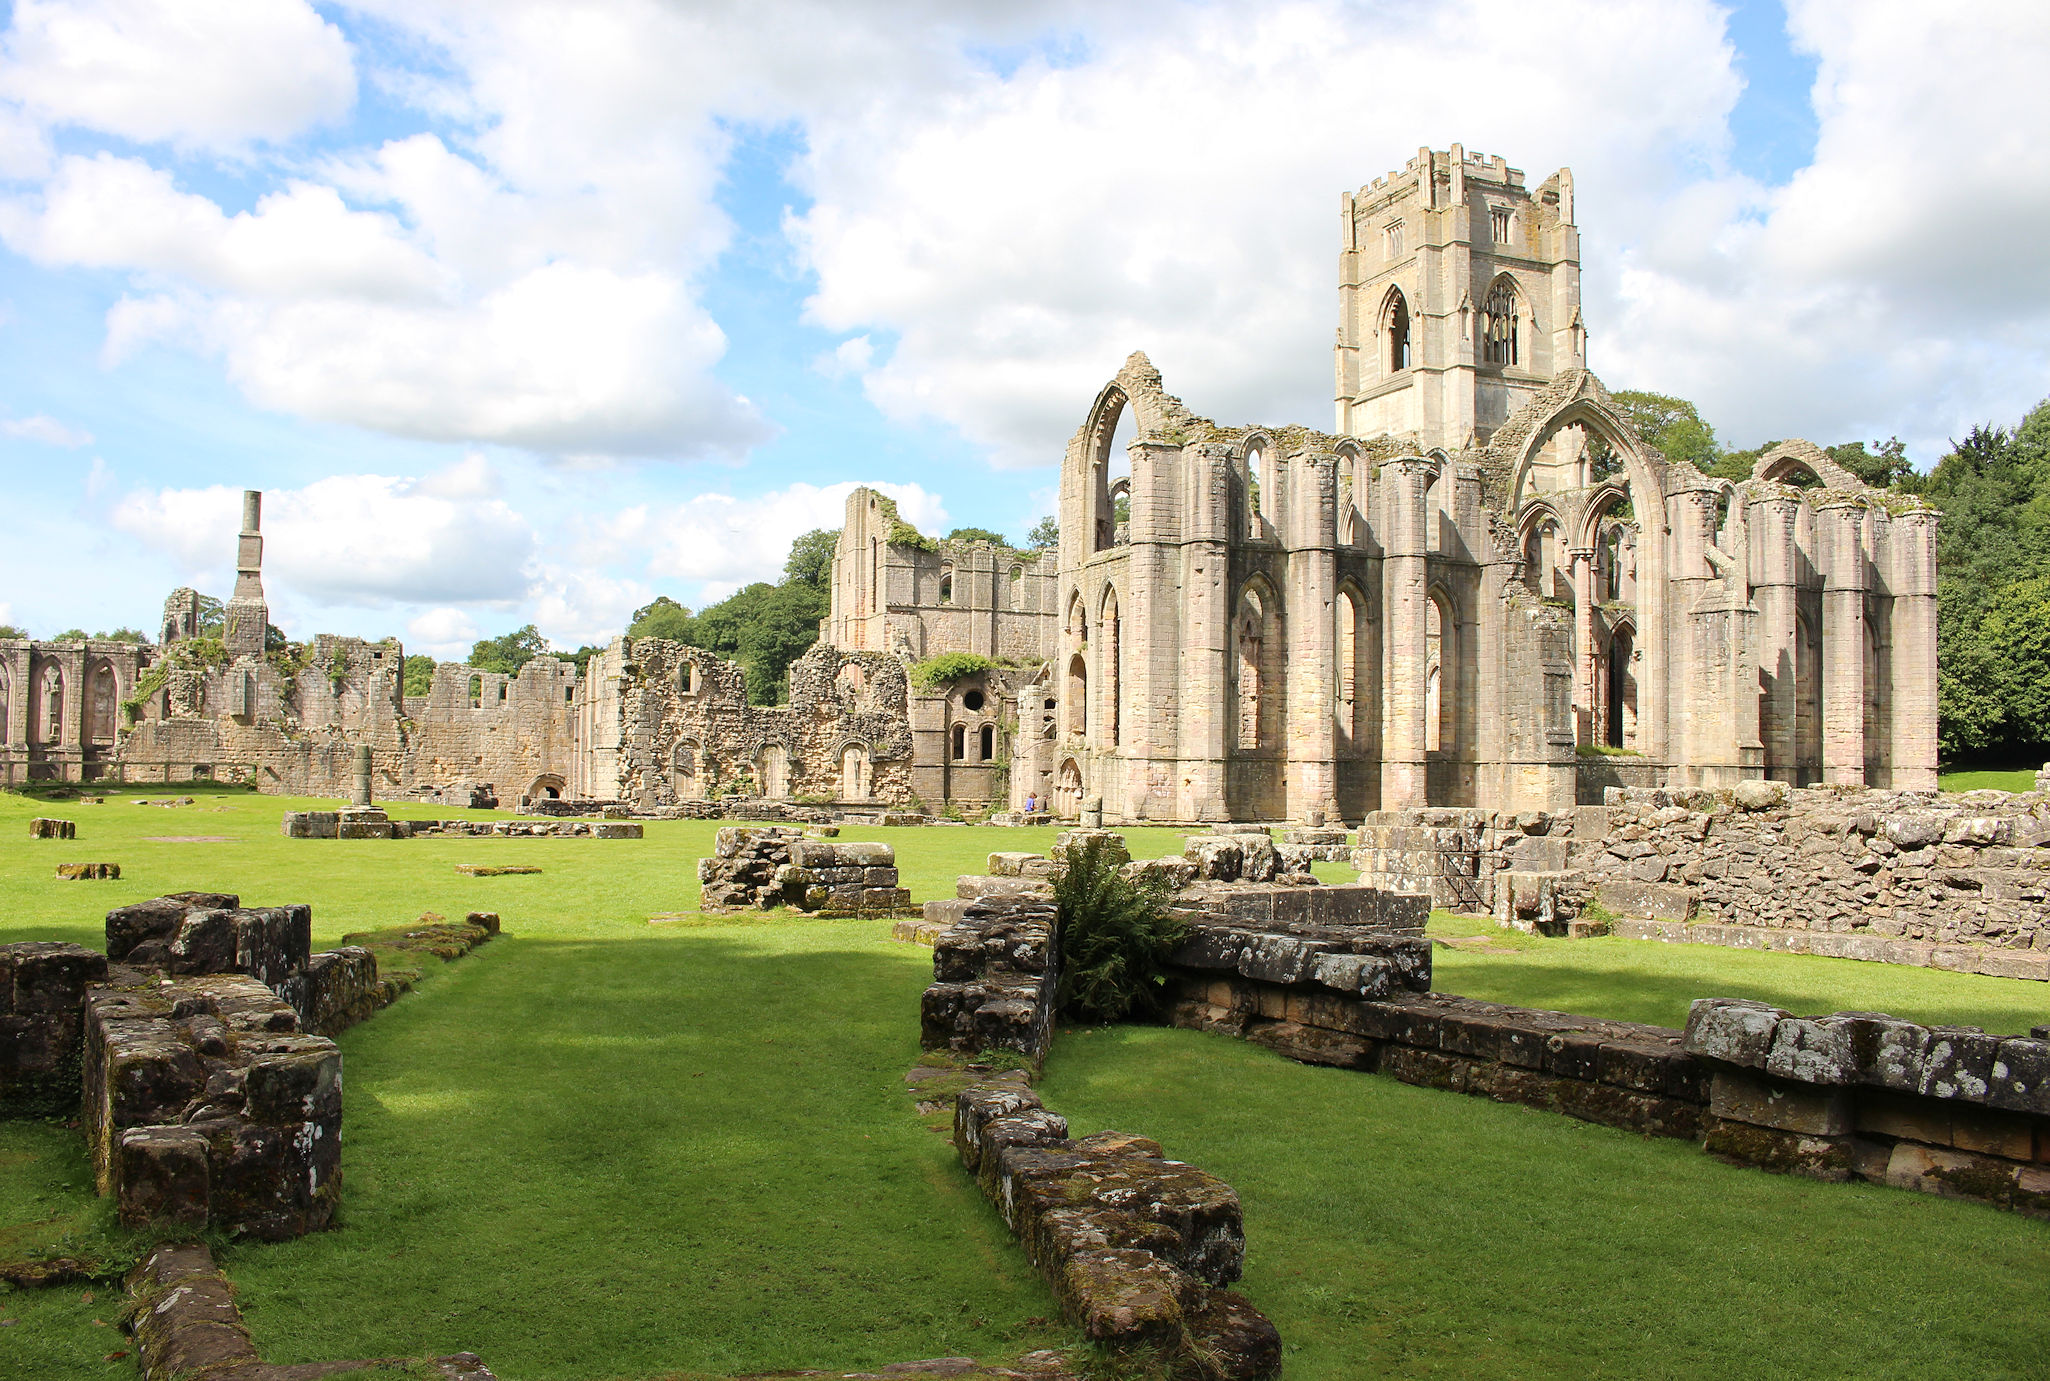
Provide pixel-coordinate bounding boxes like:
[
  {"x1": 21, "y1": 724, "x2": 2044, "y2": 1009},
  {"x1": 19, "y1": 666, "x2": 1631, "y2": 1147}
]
[
  {"x1": 1888, "y1": 507, "x2": 1940, "y2": 791},
  {"x1": 1176, "y1": 445, "x2": 1234, "y2": 820},
  {"x1": 1285, "y1": 453, "x2": 1341, "y2": 823},
  {"x1": 1817, "y1": 500, "x2": 1868, "y2": 787},
  {"x1": 1568, "y1": 546, "x2": 1595, "y2": 746},
  {"x1": 1750, "y1": 496, "x2": 1801, "y2": 781},
  {"x1": 1379, "y1": 456, "x2": 1437, "y2": 809},
  {"x1": 1663, "y1": 485, "x2": 1719, "y2": 774},
  {"x1": 224, "y1": 490, "x2": 268, "y2": 661},
  {"x1": 350, "y1": 743, "x2": 373, "y2": 806}
]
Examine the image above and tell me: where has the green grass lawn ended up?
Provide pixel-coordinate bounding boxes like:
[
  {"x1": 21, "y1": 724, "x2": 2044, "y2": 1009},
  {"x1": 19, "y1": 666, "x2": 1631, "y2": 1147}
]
[
  {"x1": 3, "y1": 785, "x2": 2048, "y2": 1379},
  {"x1": 1937, "y1": 767, "x2": 2040, "y2": 793},
  {"x1": 1039, "y1": 1024, "x2": 2050, "y2": 1381}
]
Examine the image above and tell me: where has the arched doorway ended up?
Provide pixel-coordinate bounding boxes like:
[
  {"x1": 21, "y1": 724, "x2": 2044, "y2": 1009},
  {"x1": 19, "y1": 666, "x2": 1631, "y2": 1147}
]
[
  {"x1": 526, "y1": 773, "x2": 566, "y2": 804},
  {"x1": 1605, "y1": 625, "x2": 1637, "y2": 748},
  {"x1": 87, "y1": 659, "x2": 119, "y2": 744},
  {"x1": 840, "y1": 744, "x2": 871, "y2": 801},
  {"x1": 1065, "y1": 653, "x2": 1087, "y2": 739},
  {"x1": 1099, "y1": 586, "x2": 1120, "y2": 748},
  {"x1": 759, "y1": 743, "x2": 789, "y2": 799},
  {"x1": 1055, "y1": 758, "x2": 1083, "y2": 818},
  {"x1": 34, "y1": 664, "x2": 63, "y2": 744},
  {"x1": 671, "y1": 740, "x2": 702, "y2": 800}
]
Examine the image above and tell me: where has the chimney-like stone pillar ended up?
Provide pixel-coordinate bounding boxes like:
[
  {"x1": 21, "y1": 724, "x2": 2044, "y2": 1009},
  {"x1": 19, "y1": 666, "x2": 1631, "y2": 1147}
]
[
  {"x1": 1817, "y1": 500, "x2": 1869, "y2": 787},
  {"x1": 1888, "y1": 507, "x2": 1940, "y2": 790},
  {"x1": 224, "y1": 490, "x2": 268, "y2": 660},
  {"x1": 1750, "y1": 495, "x2": 1802, "y2": 781},
  {"x1": 1379, "y1": 456, "x2": 1437, "y2": 809}
]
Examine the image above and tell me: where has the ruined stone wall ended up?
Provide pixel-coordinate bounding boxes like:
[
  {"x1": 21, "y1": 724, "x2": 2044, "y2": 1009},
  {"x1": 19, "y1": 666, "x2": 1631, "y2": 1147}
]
[
  {"x1": 1583, "y1": 785, "x2": 2050, "y2": 973},
  {"x1": 588, "y1": 638, "x2": 916, "y2": 808},
  {"x1": 403, "y1": 656, "x2": 580, "y2": 805}
]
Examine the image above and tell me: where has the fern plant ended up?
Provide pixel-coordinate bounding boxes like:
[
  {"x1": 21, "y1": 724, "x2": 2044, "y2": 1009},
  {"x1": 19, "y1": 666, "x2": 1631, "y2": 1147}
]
[{"x1": 1052, "y1": 836, "x2": 1187, "y2": 1023}]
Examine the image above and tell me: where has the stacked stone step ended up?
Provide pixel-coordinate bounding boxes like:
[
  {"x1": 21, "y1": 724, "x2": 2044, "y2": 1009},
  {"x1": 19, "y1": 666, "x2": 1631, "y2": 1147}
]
[
  {"x1": 0, "y1": 941, "x2": 109, "y2": 1117},
  {"x1": 775, "y1": 838, "x2": 913, "y2": 916},
  {"x1": 1184, "y1": 827, "x2": 1317, "y2": 884},
  {"x1": 85, "y1": 970, "x2": 341, "y2": 1239},
  {"x1": 954, "y1": 1079, "x2": 1280, "y2": 1378},
  {"x1": 1277, "y1": 824, "x2": 1354, "y2": 861},
  {"x1": 1684, "y1": 999, "x2": 2050, "y2": 1215},
  {"x1": 920, "y1": 895, "x2": 1060, "y2": 1064},
  {"x1": 696, "y1": 825, "x2": 807, "y2": 910}
]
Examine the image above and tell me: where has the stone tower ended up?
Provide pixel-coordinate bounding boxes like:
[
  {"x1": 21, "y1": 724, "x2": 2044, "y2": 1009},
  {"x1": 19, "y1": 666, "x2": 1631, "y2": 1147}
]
[
  {"x1": 223, "y1": 490, "x2": 268, "y2": 659},
  {"x1": 1334, "y1": 145, "x2": 1584, "y2": 455}
]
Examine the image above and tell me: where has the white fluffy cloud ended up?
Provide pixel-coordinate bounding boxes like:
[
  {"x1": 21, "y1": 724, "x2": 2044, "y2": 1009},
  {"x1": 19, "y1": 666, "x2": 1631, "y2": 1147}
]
[
  {"x1": 1, "y1": 412, "x2": 91, "y2": 446},
  {"x1": 1, "y1": 0, "x2": 354, "y2": 150},
  {"x1": 1600, "y1": 0, "x2": 2050, "y2": 452},
  {"x1": 110, "y1": 461, "x2": 537, "y2": 607},
  {"x1": 790, "y1": 0, "x2": 1744, "y2": 466},
  {"x1": 621, "y1": 478, "x2": 945, "y2": 600}
]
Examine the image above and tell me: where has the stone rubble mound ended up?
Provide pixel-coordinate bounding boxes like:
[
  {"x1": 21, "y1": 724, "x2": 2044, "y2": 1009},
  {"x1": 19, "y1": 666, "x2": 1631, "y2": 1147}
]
[{"x1": 697, "y1": 826, "x2": 913, "y2": 915}]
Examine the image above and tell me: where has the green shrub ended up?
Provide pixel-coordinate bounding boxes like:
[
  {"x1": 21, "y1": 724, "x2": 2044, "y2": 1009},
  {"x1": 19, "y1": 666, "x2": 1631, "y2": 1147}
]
[
  {"x1": 910, "y1": 652, "x2": 993, "y2": 688},
  {"x1": 1052, "y1": 836, "x2": 1187, "y2": 1023}
]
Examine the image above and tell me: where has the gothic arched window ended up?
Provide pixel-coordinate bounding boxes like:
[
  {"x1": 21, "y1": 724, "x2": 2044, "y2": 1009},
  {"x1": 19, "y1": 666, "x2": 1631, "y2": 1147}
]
[
  {"x1": 1386, "y1": 291, "x2": 1410, "y2": 373},
  {"x1": 1483, "y1": 278, "x2": 1519, "y2": 367}
]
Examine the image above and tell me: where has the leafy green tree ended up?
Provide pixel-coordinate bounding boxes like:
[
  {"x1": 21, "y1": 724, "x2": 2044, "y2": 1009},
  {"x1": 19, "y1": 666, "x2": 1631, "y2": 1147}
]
[
  {"x1": 628, "y1": 596, "x2": 695, "y2": 642},
  {"x1": 1827, "y1": 437, "x2": 1913, "y2": 489},
  {"x1": 402, "y1": 654, "x2": 436, "y2": 697},
  {"x1": 53, "y1": 628, "x2": 89, "y2": 641},
  {"x1": 689, "y1": 580, "x2": 823, "y2": 705},
  {"x1": 783, "y1": 528, "x2": 839, "y2": 590},
  {"x1": 468, "y1": 624, "x2": 550, "y2": 675},
  {"x1": 1918, "y1": 402, "x2": 2050, "y2": 762},
  {"x1": 945, "y1": 526, "x2": 1008, "y2": 545},
  {"x1": 1027, "y1": 515, "x2": 1059, "y2": 548},
  {"x1": 100, "y1": 627, "x2": 150, "y2": 643},
  {"x1": 0, "y1": 625, "x2": 25, "y2": 640},
  {"x1": 195, "y1": 595, "x2": 225, "y2": 636},
  {"x1": 1608, "y1": 390, "x2": 1722, "y2": 473}
]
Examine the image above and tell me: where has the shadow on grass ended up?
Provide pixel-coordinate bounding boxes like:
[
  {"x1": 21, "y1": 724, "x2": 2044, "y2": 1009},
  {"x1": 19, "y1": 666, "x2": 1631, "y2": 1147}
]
[{"x1": 221, "y1": 927, "x2": 1071, "y2": 1381}]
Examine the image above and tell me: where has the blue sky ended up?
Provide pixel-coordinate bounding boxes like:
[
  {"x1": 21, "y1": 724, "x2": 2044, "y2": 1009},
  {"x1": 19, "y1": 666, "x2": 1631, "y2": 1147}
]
[{"x1": 1, "y1": 0, "x2": 2045, "y2": 656}]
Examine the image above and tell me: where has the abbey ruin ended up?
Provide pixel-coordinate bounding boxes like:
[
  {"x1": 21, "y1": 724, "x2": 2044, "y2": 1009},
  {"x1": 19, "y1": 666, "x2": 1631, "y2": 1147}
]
[{"x1": 1, "y1": 146, "x2": 1938, "y2": 826}]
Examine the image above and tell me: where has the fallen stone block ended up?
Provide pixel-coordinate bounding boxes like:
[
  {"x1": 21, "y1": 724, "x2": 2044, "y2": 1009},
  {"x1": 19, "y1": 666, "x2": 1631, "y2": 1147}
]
[
  {"x1": 56, "y1": 862, "x2": 120, "y2": 880},
  {"x1": 454, "y1": 864, "x2": 542, "y2": 876},
  {"x1": 28, "y1": 817, "x2": 76, "y2": 839}
]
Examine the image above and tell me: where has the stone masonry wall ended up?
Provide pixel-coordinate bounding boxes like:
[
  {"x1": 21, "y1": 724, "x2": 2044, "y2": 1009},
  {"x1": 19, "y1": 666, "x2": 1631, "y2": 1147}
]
[
  {"x1": 0, "y1": 940, "x2": 109, "y2": 1116},
  {"x1": 85, "y1": 969, "x2": 341, "y2": 1239},
  {"x1": 919, "y1": 895, "x2": 1060, "y2": 1066}
]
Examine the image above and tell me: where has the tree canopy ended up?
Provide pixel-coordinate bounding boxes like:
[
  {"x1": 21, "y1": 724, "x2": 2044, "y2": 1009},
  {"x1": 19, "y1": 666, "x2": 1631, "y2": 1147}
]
[
  {"x1": 945, "y1": 526, "x2": 1009, "y2": 545},
  {"x1": 1027, "y1": 515, "x2": 1059, "y2": 548},
  {"x1": 468, "y1": 624, "x2": 551, "y2": 675},
  {"x1": 623, "y1": 530, "x2": 834, "y2": 705}
]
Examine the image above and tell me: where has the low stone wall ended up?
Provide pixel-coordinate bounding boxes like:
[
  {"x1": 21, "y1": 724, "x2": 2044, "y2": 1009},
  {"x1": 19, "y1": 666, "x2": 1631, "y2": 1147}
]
[
  {"x1": 1582, "y1": 784, "x2": 2050, "y2": 968},
  {"x1": 920, "y1": 895, "x2": 1059, "y2": 1066},
  {"x1": 1684, "y1": 1000, "x2": 2050, "y2": 1216},
  {"x1": 1613, "y1": 916, "x2": 2050, "y2": 981},
  {"x1": 953, "y1": 1076, "x2": 1281, "y2": 1378},
  {"x1": 285, "y1": 808, "x2": 643, "y2": 839},
  {"x1": 697, "y1": 827, "x2": 914, "y2": 915},
  {"x1": 107, "y1": 892, "x2": 311, "y2": 1013},
  {"x1": 1170, "y1": 977, "x2": 1705, "y2": 1140},
  {"x1": 1356, "y1": 786, "x2": 2050, "y2": 971},
  {"x1": 0, "y1": 941, "x2": 109, "y2": 1116},
  {"x1": 85, "y1": 969, "x2": 340, "y2": 1239},
  {"x1": 301, "y1": 945, "x2": 382, "y2": 1036}
]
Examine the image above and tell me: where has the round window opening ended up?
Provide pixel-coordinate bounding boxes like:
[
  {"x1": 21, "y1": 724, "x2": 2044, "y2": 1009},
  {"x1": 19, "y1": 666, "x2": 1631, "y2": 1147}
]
[{"x1": 963, "y1": 689, "x2": 985, "y2": 711}]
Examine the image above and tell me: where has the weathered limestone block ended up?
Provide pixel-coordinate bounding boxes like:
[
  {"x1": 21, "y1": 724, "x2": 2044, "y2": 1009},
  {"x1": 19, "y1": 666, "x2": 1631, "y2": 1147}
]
[
  {"x1": 1056, "y1": 829, "x2": 1130, "y2": 867},
  {"x1": 1593, "y1": 877, "x2": 1697, "y2": 922},
  {"x1": 56, "y1": 862, "x2": 121, "y2": 880},
  {"x1": 125, "y1": 1243, "x2": 263, "y2": 1381},
  {"x1": 1708, "y1": 1070, "x2": 1853, "y2": 1135},
  {"x1": 921, "y1": 897, "x2": 1059, "y2": 1064},
  {"x1": 301, "y1": 946, "x2": 381, "y2": 1036},
  {"x1": 0, "y1": 940, "x2": 110, "y2": 1115},
  {"x1": 84, "y1": 972, "x2": 341, "y2": 1239},
  {"x1": 28, "y1": 816, "x2": 77, "y2": 839},
  {"x1": 591, "y1": 821, "x2": 644, "y2": 839}
]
